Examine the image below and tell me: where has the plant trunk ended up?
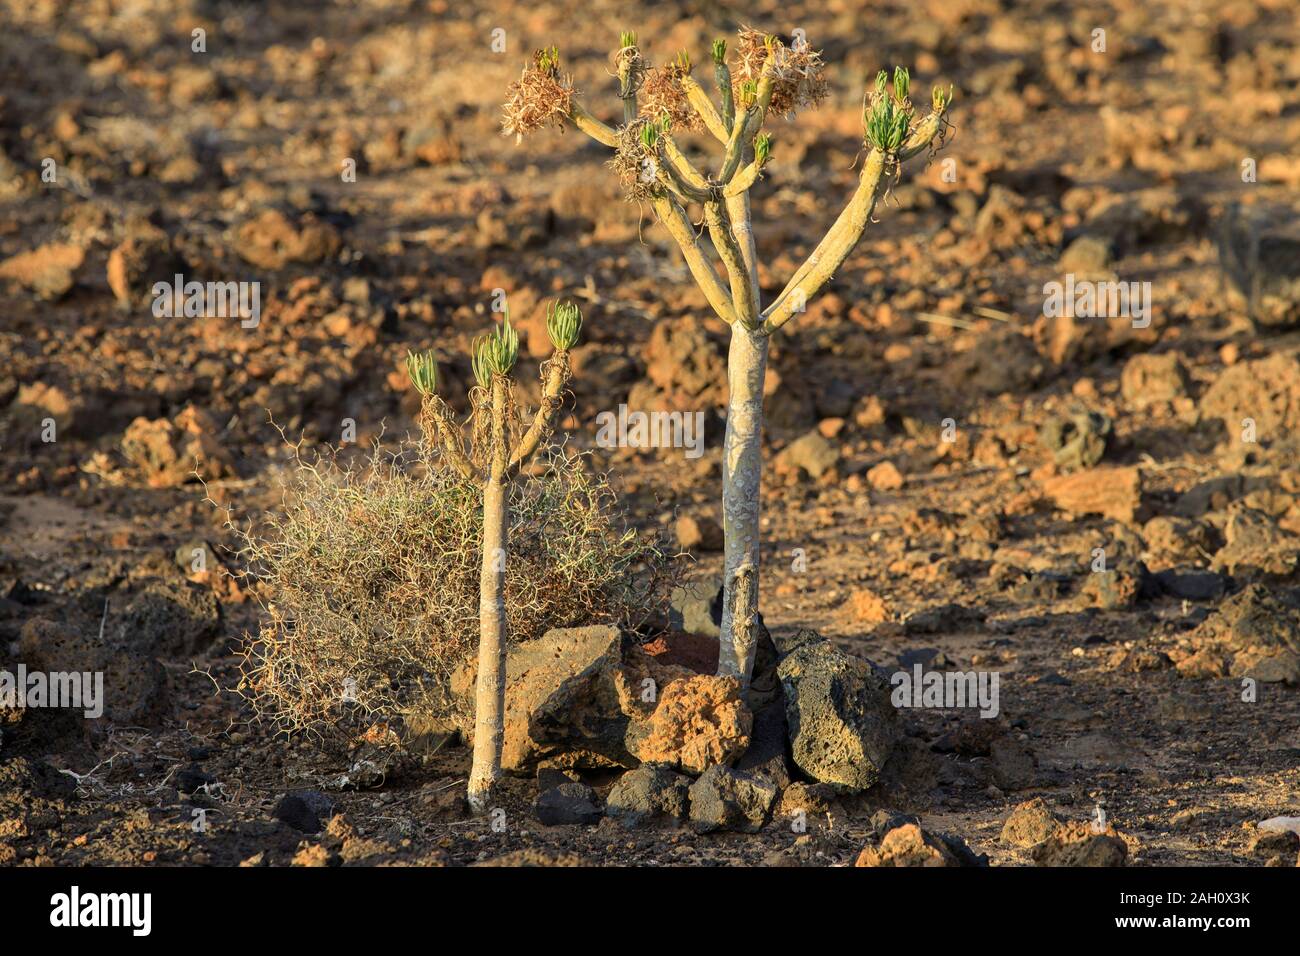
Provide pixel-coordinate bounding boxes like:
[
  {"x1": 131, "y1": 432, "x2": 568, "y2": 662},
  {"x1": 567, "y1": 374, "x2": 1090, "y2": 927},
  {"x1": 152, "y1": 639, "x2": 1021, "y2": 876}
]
[
  {"x1": 717, "y1": 320, "x2": 768, "y2": 690},
  {"x1": 717, "y1": 189, "x2": 767, "y2": 692},
  {"x1": 468, "y1": 379, "x2": 510, "y2": 814}
]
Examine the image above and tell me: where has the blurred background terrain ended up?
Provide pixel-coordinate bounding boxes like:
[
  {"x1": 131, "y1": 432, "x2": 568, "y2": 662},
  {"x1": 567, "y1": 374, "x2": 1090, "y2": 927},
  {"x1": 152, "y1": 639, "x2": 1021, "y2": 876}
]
[{"x1": 1, "y1": 0, "x2": 1299, "y2": 866}]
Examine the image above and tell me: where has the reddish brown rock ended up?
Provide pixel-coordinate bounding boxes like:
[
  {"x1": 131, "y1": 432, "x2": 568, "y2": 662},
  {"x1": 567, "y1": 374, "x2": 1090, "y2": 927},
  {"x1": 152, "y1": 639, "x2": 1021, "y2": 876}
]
[
  {"x1": 1200, "y1": 351, "x2": 1300, "y2": 439},
  {"x1": 1030, "y1": 821, "x2": 1128, "y2": 866},
  {"x1": 121, "y1": 405, "x2": 236, "y2": 487},
  {"x1": 867, "y1": 460, "x2": 905, "y2": 491},
  {"x1": 632, "y1": 674, "x2": 752, "y2": 774},
  {"x1": 643, "y1": 315, "x2": 727, "y2": 407},
  {"x1": 676, "y1": 514, "x2": 724, "y2": 553},
  {"x1": 1121, "y1": 353, "x2": 1189, "y2": 408},
  {"x1": 1142, "y1": 515, "x2": 1213, "y2": 568},
  {"x1": 235, "y1": 209, "x2": 341, "y2": 270},
  {"x1": 0, "y1": 242, "x2": 84, "y2": 300},
  {"x1": 855, "y1": 824, "x2": 961, "y2": 867},
  {"x1": 1173, "y1": 646, "x2": 1230, "y2": 679},
  {"x1": 1187, "y1": 584, "x2": 1300, "y2": 685},
  {"x1": 843, "y1": 588, "x2": 892, "y2": 625},
  {"x1": 1211, "y1": 507, "x2": 1300, "y2": 578},
  {"x1": 776, "y1": 781, "x2": 841, "y2": 827},
  {"x1": 1002, "y1": 798, "x2": 1062, "y2": 848},
  {"x1": 451, "y1": 625, "x2": 694, "y2": 772},
  {"x1": 13, "y1": 383, "x2": 74, "y2": 428},
  {"x1": 773, "y1": 430, "x2": 840, "y2": 480},
  {"x1": 1042, "y1": 466, "x2": 1142, "y2": 523}
]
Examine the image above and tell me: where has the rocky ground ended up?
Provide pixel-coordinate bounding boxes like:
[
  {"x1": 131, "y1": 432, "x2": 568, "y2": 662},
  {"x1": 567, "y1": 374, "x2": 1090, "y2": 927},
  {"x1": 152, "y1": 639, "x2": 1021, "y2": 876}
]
[{"x1": 2, "y1": 0, "x2": 1300, "y2": 867}]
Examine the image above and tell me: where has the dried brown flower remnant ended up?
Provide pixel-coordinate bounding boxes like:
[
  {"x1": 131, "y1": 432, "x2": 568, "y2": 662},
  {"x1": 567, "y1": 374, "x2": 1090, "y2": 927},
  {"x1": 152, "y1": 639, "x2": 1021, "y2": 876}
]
[
  {"x1": 639, "y1": 61, "x2": 699, "y2": 131},
  {"x1": 608, "y1": 118, "x2": 661, "y2": 202},
  {"x1": 732, "y1": 27, "x2": 828, "y2": 118},
  {"x1": 502, "y1": 49, "x2": 576, "y2": 141}
]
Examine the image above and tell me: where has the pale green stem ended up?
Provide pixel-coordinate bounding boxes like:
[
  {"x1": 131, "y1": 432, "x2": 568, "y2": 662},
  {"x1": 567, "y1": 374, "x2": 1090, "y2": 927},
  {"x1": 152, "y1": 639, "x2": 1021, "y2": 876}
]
[
  {"x1": 759, "y1": 107, "x2": 946, "y2": 335},
  {"x1": 705, "y1": 200, "x2": 757, "y2": 328},
  {"x1": 724, "y1": 160, "x2": 763, "y2": 197},
  {"x1": 508, "y1": 353, "x2": 569, "y2": 476},
  {"x1": 652, "y1": 195, "x2": 738, "y2": 326},
  {"x1": 715, "y1": 61, "x2": 735, "y2": 132},
  {"x1": 661, "y1": 133, "x2": 711, "y2": 192},
  {"x1": 761, "y1": 149, "x2": 885, "y2": 333},
  {"x1": 569, "y1": 101, "x2": 618, "y2": 148},
  {"x1": 468, "y1": 374, "x2": 511, "y2": 814},
  {"x1": 681, "y1": 74, "x2": 728, "y2": 143},
  {"x1": 718, "y1": 62, "x2": 775, "y2": 183}
]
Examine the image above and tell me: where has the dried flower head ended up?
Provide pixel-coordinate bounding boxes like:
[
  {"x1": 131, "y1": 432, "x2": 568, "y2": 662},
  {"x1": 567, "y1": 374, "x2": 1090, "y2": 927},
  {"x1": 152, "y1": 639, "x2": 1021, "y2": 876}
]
[
  {"x1": 732, "y1": 28, "x2": 767, "y2": 83},
  {"x1": 608, "y1": 117, "x2": 664, "y2": 202},
  {"x1": 732, "y1": 26, "x2": 828, "y2": 119},
  {"x1": 638, "y1": 60, "x2": 699, "y2": 131},
  {"x1": 502, "y1": 47, "x2": 576, "y2": 142}
]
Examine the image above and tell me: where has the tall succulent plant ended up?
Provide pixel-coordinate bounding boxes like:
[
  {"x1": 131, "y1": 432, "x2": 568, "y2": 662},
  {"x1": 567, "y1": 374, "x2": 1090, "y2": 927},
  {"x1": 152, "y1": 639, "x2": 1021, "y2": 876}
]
[
  {"x1": 407, "y1": 301, "x2": 582, "y2": 812},
  {"x1": 503, "y1": 31, "x2": 951, "y2": 693}
]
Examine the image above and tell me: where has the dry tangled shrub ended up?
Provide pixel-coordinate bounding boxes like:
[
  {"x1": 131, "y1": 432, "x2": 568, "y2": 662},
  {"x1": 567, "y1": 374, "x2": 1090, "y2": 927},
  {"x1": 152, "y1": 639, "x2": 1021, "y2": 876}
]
[{"x1": 234, "y1": 441, "x2": 674, "y2": 738}]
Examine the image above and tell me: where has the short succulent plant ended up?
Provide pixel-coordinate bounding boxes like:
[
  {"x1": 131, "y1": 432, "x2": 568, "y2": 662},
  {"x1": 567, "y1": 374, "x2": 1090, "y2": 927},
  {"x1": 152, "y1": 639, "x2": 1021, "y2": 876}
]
[{"x1": 408, "y1": 301, "x2": 583, "y2": 812}]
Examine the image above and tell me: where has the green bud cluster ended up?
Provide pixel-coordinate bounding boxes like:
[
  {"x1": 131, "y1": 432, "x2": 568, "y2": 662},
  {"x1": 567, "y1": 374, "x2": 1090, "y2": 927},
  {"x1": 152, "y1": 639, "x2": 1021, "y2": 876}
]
[
  {"x1": 534, "y1": 46, "x2": 561, "y2": 74},
  {"x1": 865, "y1": 66, "x2": 914, "y2": 152},
  {"x1": 892, "y1": 66, "x2": 910, "y2": 103},
  {"x1": 639, "y1": 121, "x2": 661, "y2": 150},
  {"x1": 738, "y1": 80, "x2": 758, "y2": 111},
  {"x1": 473, "y1": 311, "x2": 520, "y2": 387},
  {"x1": 405, "y1": 350, "x2": 439, "y2": 395},
  {"x1": 546, "y1": 300, "x2": 583, "y2": 351}
]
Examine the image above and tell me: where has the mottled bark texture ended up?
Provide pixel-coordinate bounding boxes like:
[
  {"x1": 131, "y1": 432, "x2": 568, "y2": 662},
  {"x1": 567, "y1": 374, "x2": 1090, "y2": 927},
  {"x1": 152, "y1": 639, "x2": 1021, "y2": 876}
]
[
  {"x1": 717, "y1": 325, "x2": 767, "y2": 684},
  {"x1": 468, "y1": 376, "x2": 510, "y2": 813}
]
